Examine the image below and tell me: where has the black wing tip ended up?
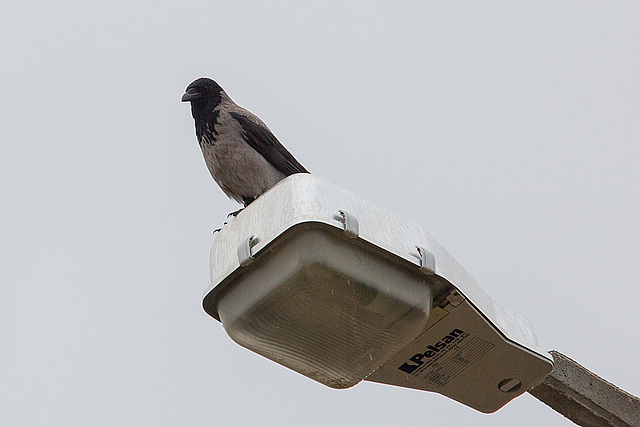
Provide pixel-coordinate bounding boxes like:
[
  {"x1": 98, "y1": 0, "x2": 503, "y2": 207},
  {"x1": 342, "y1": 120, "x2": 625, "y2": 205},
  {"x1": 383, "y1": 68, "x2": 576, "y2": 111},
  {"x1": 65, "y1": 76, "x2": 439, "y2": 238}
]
[
  {"x1": 287, "y1": 168, "x2": 310, "y2": 176},
  {"x1": 230, "y1": 112, "x2": 309, "y2": 176}
]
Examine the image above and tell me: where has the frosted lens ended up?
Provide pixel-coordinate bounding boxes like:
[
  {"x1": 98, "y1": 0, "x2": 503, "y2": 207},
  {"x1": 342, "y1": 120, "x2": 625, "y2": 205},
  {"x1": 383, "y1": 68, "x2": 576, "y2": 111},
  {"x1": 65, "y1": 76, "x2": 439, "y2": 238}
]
[
  {"x1": 217, "y1": 228, "x2": 433, "y2": 389},
  {"x1": 222, "y1": 264, "x2": 430, "y2": 388}
]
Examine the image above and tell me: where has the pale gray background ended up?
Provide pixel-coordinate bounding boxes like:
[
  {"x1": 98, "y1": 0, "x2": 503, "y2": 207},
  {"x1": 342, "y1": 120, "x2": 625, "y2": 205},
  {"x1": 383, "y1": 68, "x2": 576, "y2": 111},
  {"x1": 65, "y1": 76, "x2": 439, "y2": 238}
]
[{"x1": 2, "y1": 1, "x2": 639, "y2": 426}]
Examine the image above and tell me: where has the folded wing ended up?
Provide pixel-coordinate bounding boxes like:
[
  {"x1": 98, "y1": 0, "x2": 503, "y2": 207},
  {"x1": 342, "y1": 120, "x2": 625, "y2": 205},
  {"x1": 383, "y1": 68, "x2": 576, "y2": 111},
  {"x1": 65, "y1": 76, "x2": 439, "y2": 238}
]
[{"x1": 230, "y1": 112, "x2": 309, "y2": 176}]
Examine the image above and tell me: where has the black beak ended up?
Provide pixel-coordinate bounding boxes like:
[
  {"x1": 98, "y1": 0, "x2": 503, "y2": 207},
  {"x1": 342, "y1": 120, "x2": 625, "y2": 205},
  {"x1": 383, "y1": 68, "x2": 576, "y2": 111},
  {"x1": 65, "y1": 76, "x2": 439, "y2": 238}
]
[{"x1": 181, "y1": 87, "x2": 202, "y2": 102}]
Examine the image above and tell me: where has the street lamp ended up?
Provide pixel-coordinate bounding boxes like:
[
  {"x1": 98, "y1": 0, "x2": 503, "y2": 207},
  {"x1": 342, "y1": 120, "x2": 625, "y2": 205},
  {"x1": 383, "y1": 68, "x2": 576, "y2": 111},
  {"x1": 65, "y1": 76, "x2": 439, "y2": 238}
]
[{"x1": 203, "y1": 174, "x2": 553, "y2": 413}]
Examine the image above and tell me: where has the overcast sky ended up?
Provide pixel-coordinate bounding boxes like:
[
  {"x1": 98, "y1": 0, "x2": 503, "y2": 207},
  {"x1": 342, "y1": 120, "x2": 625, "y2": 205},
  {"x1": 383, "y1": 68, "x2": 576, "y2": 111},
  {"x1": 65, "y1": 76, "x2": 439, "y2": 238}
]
[{"x1": 2, "y1": 1, "x2": 639, "y2": 426}]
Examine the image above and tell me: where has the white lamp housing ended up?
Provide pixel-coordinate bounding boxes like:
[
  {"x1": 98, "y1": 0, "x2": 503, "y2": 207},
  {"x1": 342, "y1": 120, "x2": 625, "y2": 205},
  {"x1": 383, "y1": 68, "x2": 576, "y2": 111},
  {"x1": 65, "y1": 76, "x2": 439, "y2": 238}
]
[{"x1": 203, "y1": 174, "x2": 552, "y2": 413}]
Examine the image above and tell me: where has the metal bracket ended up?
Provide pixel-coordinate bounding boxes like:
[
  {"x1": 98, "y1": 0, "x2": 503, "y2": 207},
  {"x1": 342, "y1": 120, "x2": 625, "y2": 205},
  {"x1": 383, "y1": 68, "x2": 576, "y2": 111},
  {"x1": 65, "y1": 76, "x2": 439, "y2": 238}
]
[
  {"x1": 445, "y1": 289, "x2": 464, "y2": 307},
  {"x1": 238, "y1": 235, "x2": 257, "y2": 267},
  {"x1": 336, "y1": 210, "x2": 359, "y2": 238},
  {"x1": 436, "y1": 289, "x2": 465, "y2": 309},
  {"x1": 416, "y1": 246, "x2": 436, "y2": 275}
]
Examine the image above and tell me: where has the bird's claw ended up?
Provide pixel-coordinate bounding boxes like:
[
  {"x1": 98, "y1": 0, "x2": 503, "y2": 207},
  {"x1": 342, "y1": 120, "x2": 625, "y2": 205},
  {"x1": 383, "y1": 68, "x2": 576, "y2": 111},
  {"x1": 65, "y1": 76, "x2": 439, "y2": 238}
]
[
  {"x1": 213, "y1": 221, "x2": 229, "y2": 234},
  {"x1": 227, "y1": 208, "x2": 244, "y2": 218}
]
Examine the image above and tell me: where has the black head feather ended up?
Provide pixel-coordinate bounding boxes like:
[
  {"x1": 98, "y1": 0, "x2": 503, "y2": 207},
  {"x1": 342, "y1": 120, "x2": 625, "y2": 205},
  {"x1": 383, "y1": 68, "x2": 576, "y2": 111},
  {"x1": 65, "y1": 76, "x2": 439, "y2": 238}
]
[
  {"x1": 182, "y1": 77, "x2": 223, "y2": 101},
  {"x1": 182, "y1": 77, "x2": 224, "y2": 137}
]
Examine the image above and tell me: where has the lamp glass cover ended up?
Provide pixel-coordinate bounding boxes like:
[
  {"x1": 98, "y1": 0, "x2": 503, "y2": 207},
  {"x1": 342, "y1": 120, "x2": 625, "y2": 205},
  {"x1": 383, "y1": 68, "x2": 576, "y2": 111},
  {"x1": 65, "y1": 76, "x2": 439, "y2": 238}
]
[{"x1": 216, "y1": 226, "x2": 433, "y2": 388}]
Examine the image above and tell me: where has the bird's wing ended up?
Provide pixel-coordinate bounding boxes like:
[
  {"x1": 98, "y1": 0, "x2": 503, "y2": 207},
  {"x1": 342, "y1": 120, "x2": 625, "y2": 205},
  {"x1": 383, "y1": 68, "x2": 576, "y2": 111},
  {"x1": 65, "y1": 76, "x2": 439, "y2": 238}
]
[{"x1": 230, "y1": 111, "x2": 309, "y2": 176}]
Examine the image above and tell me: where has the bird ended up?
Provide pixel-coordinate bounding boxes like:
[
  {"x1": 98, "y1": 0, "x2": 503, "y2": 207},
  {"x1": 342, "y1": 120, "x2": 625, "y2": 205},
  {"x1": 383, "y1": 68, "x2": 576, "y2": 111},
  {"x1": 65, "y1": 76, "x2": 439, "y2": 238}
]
[{"x1": 181, "y1": 77, "x2": 309, "y2": 215}]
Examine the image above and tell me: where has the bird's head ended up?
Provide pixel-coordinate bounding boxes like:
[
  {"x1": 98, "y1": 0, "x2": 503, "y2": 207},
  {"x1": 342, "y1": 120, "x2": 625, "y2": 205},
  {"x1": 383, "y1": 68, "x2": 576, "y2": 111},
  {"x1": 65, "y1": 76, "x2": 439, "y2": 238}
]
[{"x1": 181, "y1": 78, "x2": 224, "y2": 116}]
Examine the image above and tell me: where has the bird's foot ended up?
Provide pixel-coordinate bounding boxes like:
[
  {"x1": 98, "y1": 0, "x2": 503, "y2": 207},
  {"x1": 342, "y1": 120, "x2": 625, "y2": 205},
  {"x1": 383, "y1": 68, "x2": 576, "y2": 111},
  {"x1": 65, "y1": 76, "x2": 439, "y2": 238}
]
[
  {"x1": 227, "y1": 208, "x2": 244, "y2": 218},
  {"x1": 213, "y1": 221, "x2": 229, "y2": 234}
]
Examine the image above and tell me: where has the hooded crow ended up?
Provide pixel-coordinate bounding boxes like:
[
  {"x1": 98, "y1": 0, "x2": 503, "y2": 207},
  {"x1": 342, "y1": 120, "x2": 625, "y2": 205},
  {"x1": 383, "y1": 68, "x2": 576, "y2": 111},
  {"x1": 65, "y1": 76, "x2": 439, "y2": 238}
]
[{"x1": 182, "y1": 78, "x2": 309, "y2": 211}]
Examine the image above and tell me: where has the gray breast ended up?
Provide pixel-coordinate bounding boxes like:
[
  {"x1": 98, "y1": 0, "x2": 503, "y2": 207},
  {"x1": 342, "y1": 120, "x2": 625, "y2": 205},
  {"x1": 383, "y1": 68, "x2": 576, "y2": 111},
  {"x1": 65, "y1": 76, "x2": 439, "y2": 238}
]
[{"x1": 199, "y1": 109, "x2": 286, "y2": 204}]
